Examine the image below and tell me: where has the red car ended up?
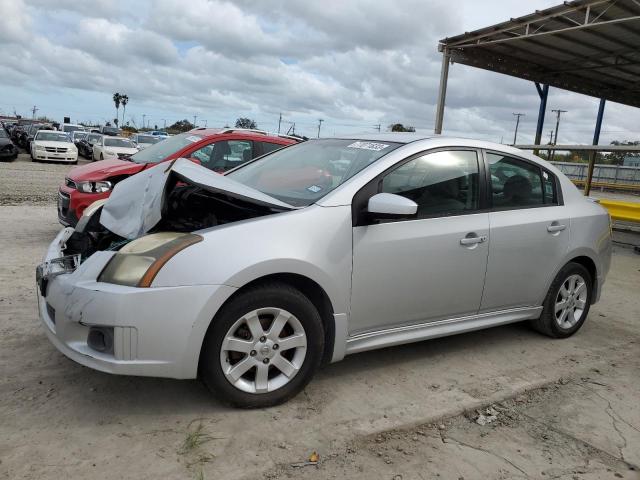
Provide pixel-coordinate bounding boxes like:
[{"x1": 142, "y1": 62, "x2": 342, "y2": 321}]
[{"x1": 58, "y1": 129, "x2": 298, "y2": 226}]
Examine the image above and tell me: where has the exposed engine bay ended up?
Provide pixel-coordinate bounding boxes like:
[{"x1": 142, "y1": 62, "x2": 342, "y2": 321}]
[{"x1": 63, "y1": 162, "x2": 288, "y2": 260}]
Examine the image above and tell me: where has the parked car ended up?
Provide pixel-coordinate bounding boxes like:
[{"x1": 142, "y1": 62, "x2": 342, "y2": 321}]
[
  {"x1": 38, "y1": 134, "x2": 611, "y2": 407},
  {"x1": 92, "y1": 136, "x2": 138, "y2": 162},
  {"x1": 24, "y1": 123, "x2": 52, "y2": 152},
  {"x1": 130, "y1": 133, "x2": 162, "y2": 150},
  {"x1": 76, "y1": 133, "x2": 102, "y2": 159},
  {"x1": 58, "y1": 129, "x2": 298, "y2": 225},
  {"x1": 31, "y1": 130, "x2": 78, "y2": 163},
  {"x1": 60, "y1": 123, "x2": 85, "y2": 135},
  {"x1": 101, "y1": 125, "x2": 121, "y2": 136},
  {"x1": 0, "y1": 127, "x2": 19, "y2": 161},
  {"x1": 70, "y1": 131, "x2": 88, "y2": 145},
  {"x1": 149, "y1": 130, "x2": 169, "y2": 138}
]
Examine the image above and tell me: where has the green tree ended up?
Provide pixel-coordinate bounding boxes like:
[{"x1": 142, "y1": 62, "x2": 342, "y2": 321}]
[
  {"x1": 388, "y1": 123, "x2": 416, "y2": 132},
  {"x1": 606, "y1": 140, "x2": 640, "y2": 166},
  {"x1": 120, "y1": 94, "x2": 129, "y2": 126},
  {"x1": 168, "y1": 119, "x2": 195, "y2": 133},
  {"x1": 235, "y1": 117, "x2": 258, "y2": 129},
  {"x1": 113, "y1": 93, "x2": 122, "y2": 124}
]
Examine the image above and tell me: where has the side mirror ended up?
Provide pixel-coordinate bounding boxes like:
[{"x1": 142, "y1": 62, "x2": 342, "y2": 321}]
[{"x1": 367, "y1": 193, "x2": 417, "y2": 219}]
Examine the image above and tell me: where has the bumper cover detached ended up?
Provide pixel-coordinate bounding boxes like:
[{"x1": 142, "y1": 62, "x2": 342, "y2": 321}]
[{"x1": 37, "y1": 229, "x2": 237, "y2": 379}]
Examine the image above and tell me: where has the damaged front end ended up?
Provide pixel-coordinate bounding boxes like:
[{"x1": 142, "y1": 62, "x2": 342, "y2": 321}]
[
  {"x1": 60, "y1": 158, "x2": 293, "y2": 262},
  {"x1": 36, "y1": 159, "x2": 293, "y2": 378}
]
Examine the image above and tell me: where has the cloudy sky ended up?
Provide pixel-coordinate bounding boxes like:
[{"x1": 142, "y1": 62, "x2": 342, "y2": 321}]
[{"x1": 1, "y1": 0, "x2": 639, "y2": 143}]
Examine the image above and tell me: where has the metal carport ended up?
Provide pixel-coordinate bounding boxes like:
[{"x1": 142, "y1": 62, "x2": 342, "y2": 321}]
[{"x1": 434, "y1": 0, "x2": 640, "y2": 195}]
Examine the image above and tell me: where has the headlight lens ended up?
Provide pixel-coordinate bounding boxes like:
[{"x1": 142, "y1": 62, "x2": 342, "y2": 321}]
[
  {"x1": 35, "y1": 145, "x2": 45, "y2": 151},
  {"x1": 98, "y1": 232, "x2": 203, "y2": 287},
  {"x1": 104, "y1": 149, "x2": 115, "y2": 155},
  {"x1": 76, "y1": 180, "x2": 112, "y2": 193}
]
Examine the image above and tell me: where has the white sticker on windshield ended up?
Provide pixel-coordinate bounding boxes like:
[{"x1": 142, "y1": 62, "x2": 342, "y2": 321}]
[
  {"x1": 347, "y1": 141, "x2": 390, "y2": 151},
  {"x1": 185, "y1": 135, "x2": 201, "y2": 143},
  {"x1": 307, "y1": 185, "x2": 322, "y2": 193}
]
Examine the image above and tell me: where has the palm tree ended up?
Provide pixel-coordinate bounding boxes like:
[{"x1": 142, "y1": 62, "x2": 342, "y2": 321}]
[
  {"x1": 120, "y1": 94, "x2": 129, "y2": 126},
  {"x1": 112, "y1": 92, "x2": 121, "y2": 125}
]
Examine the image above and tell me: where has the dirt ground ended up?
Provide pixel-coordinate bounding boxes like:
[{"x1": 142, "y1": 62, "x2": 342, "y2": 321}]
[{"x1": 1, "y1": 157, "x2": 639, "y2": 480}]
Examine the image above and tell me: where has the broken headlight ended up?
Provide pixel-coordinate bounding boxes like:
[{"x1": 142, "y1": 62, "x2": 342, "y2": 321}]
[
  {"x1": 97, "y1": 232, "x2": 202, "y2": 287},
  {"x1": 77, "y1": 180, "x2": 112, "y2": 193}
]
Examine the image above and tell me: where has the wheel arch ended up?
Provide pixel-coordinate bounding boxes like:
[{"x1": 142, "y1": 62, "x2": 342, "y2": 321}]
[
  {"x1": 567, "y1": 255, "x2": 597, "y2": 302},
  {"x1": 199, "y1": 272, "x2": 337, "y2": 369}
]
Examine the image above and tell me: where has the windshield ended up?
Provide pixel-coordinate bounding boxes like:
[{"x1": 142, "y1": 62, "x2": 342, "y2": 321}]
[
  {"x1": 131, "y1": 132, "x2": 202, "y2": 164},
  {"x1": 104, "y1": 138, "x2": 134, "y2": 148},
  {"x1": 228, "y1": 139, "x2": 400, "y2": 206},
  {"x1": 73, "y1": 132, "x2": 87, "y2": 141},
  {"x1": 35, "y1": 132, "x2": 71, "y2": 142},
  {"x1": 0, "y1": 129, "x2": 7, "y2": 138},
  {"x1": 87, "y1": 134, "x2": 102, "y2": 144},
  {"x1": 137, "y1": 136, "x2": 160, "y2": 144}
]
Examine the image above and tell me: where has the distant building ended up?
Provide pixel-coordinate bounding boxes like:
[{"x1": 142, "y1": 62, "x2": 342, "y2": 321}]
[{"x1": 623, "y1": 156, "x2": 640, "y2": 167}]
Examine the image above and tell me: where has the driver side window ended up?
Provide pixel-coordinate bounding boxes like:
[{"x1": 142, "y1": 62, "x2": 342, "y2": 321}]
[{"x1": 381, "y1": 150, "x2": 480, "y2": 219}]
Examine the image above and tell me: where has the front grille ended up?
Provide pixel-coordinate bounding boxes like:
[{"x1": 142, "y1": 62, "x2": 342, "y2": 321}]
[
  {"x1": 117, "y1": 153, "x2": 131, "y2": 160},
  {"x1": 65, "y1": 177, "x2": 77, "y2": 189},
  {"x1": 45, "y1": 147, "x2": 68, "y2": 153}
]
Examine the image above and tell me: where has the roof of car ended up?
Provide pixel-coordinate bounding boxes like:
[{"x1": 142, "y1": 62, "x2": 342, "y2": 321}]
[{"x1": 188, "y1": 127, "x2": 298, "y2": 142}]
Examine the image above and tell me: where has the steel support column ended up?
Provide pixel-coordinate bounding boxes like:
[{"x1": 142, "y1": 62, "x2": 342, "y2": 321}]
[
  {"x1": 584, "y1": 98, "x2": 606, "y2": 196},
  {"x1": 434, "y1": 48, "x2": 450, "y2": 134},
  {"x1": 534, "y1": 83, "x2": 549, "y2": 156}
]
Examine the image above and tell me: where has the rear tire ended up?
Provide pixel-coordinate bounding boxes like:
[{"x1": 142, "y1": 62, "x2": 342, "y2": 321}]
[
  {"x1": 531, "y1": 262, "x2": 593, "y2": 338},
  {"x1": 200, "y1": 282, "x2": 324, "y2": 408}
]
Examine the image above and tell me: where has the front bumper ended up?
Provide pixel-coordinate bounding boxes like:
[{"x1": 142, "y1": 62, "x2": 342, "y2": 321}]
[
  {"x1": 0, "y1": 145, "x2": 18, "y2": 159},
  {"x1": 37, "y1": 228, "x2": 237, "y2": 379}
]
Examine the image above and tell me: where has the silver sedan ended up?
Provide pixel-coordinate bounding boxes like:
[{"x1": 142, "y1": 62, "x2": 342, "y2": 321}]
[{"x1": 37, "y1": 134, "x2": 612, "y2": 407}]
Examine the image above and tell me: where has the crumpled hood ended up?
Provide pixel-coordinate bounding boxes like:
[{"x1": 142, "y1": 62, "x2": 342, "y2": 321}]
[
  {"x1": 100, "y1": 158, "x2": 293, "y2": 239},
  {"x1": 68, "y1": 158, "x2": 146, "y2": 181}
]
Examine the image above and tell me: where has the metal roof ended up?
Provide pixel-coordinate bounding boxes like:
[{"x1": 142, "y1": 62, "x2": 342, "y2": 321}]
[{"x1": 439, "y1": 0, "x2": 640, "y2": 107}]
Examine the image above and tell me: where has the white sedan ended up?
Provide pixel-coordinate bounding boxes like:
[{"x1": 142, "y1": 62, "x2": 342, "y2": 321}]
[
  {"x1": 31, "y1": 130, "x2": 78, "y2": 163},
  {"x1": 92, "y1": 136, "x2": 138, "y2": 161}
]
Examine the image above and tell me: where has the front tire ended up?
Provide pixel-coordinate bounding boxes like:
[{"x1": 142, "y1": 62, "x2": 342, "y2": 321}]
[
  {"x1": 531, "y1": 262, "x2": 593, "y2": 338},
  {"x1": 200, "y1": 282, "x2": 324, "y2": 408}
]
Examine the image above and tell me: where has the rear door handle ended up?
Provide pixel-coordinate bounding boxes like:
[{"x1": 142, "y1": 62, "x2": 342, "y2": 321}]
[
  {"x1": 547, "y1": 223, "x2": 566, "y2": 233},
  {"x1": 460, "y1": 234, "x2": 487, "y2": 246}
]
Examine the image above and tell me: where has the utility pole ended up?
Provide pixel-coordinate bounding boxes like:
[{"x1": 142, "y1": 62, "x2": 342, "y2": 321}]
[
  {"x1": 193, "y1": 115, "x2": 197, "y2": 128},
  {"x1": 374, "y1": 124, "x2": 381, "y2": 132},
  {"x1": 204, "y1": 119, "x2": 208, "y2": 127},
  {"x1": 317, "y1": 119, "x2": 323, "y2": 138},
  {"x1": 549, "y1": 130, "x2": 555, "y2": 144},
  {"x1": 161, "y1": 118, "x2": 166, "y2": 129},
  {"x1": 512, "y1": 113, "x2": 524, "y2": 145},
  {"x1": 142, "y1": 114, "x2": 146, "y2": 130},
  {"x1": 550, "y1": 109, "x2": 567, "y2": 161},
  {"x1": 31, "y1": 105, "x2": 38, "y2": 120},
  {"x1": 277, "y1": 113, "x2": 282, "y2": 134}
]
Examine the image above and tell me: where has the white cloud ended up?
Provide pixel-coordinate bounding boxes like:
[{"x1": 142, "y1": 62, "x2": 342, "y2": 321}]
[{"x1": 0, "y1": 0, "x2": 638, "y2": 142}]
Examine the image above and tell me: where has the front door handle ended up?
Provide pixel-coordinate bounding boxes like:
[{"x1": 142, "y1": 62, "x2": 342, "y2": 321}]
[
  {"x1": 547, "y1": 223, "x2": 566, "y2": 233},
  {"x1": 460, "y1": 234, "x2": 487, "y2": 246}
]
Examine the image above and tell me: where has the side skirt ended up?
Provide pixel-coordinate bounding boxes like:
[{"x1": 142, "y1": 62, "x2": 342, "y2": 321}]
[{"x1": 344, "y1": 306, "x2": 543, "y2": 356}]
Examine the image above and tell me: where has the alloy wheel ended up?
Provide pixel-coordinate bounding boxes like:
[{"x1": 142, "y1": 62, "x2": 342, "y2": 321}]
[
  {"x1": 219, "y1": 307, "x2": 307, "y2": 394},
  {"x1": 554, "y1": 274, "x2": 588, "y2": 329}
]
